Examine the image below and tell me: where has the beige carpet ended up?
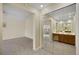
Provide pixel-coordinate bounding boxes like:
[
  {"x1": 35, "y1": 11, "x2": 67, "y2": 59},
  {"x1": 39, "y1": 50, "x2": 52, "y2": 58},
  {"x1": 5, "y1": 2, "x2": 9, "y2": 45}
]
[
  {"x1": 1, "y1": 37, "x2": 52, "y2": 55},
  {"x1": 1, "y1": 37, "x2": 76, "y2": 55}
]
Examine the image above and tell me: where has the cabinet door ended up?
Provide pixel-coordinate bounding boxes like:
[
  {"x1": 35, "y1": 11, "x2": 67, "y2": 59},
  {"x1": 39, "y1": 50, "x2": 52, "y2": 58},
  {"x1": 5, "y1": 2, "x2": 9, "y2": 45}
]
[
  {"x1": 58, "y1": 34, "x2": 63, "y2": 42},
  {"x1": 63, "y1": 35, "x2": 68, "y2": 43},
  {"x1": 58, "y1": 34, "x2": 75, "y2": 45},
  {"x1": 68, "y1": 35, "x2": 75, "y2": 45}
]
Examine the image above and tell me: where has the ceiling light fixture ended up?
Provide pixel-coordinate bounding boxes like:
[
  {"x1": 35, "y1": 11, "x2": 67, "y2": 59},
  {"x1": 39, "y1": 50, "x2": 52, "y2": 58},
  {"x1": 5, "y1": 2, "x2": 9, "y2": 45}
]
[
  {"x1": 40, "y1": 5, "x2": 43, "y2": 8},
  {"x1": 59, "y1": 21, "x2": 63, "y2": 24}
]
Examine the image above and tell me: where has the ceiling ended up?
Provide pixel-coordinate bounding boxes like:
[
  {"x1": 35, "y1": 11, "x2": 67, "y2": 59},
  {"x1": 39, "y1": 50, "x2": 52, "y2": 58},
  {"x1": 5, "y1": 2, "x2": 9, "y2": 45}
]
[
  {"x1": 47, "y1": 3, "x2": 76, "y2": 21},
  {"x1": 3, "y1": 3, "x2": 33, "y2": 19},
  {"x1": 24, "y1": 3, "x2": 57, "y2": 10},
  {"x1": 3, "y1": 3, "x2": 32, "y2": 15},
  {"x1": 27, "y1": 3, "x2": 49, "y2": 10},
  {"x1": 3, "y1": 3, "x2": 57, "y2": 16},
  {"x1": 3, "y1": 3, "x2": 76, "y2": 21}
]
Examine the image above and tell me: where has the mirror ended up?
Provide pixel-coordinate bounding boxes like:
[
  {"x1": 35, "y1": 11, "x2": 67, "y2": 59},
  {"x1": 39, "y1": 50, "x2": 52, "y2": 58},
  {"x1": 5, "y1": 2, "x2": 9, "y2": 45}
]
[{"x1": 56, "y1": 19, "x2": 73, "y2": 33}]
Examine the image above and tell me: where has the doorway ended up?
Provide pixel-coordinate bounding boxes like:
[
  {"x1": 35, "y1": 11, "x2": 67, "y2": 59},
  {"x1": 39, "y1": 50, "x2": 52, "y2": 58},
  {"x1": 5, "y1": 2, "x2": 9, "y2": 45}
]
[{"x1": 42, "y1": 3, "x2": 76, "y2": 55}]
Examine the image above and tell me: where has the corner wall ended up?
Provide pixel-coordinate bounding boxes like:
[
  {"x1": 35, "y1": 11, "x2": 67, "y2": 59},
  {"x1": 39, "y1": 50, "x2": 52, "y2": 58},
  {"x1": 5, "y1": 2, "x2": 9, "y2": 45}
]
[{"x1": 25, "y1": 15, "x2": 33, "y2": 39}]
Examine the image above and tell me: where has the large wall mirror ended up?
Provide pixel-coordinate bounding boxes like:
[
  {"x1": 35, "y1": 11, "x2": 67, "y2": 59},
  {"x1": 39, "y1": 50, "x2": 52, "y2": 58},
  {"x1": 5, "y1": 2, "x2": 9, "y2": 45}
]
[{"x1": 56, "y1": 18, "x2": 74, "y2": 33}]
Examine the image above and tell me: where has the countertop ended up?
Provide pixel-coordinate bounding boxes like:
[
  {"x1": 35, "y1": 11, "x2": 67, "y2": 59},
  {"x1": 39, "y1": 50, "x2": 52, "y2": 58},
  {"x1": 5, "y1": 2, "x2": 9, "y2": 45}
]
[{"x1": 53, "y1": 32, "x2": 75, "y2": 35}]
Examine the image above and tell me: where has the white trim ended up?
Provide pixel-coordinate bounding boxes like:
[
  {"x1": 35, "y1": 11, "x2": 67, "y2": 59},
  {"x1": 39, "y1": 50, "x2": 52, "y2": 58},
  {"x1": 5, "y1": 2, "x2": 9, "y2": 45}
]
[
  {"x1": 3, "y1": 36, "x2": 25, "y2": 40},
  {"x1": 33, "y1": 45, "x2": 41, "y2": 51},
  {"x1": 24, "y1": 35, "x2": 33, "y2": 40},
  {"x1": 76, "y1": 3, "x2": 79, "y2": 55}
]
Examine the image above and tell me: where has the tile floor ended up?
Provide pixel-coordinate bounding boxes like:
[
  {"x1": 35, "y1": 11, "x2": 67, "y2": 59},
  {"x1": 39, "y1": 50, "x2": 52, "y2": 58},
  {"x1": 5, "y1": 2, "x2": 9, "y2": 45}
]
[
  {"x1": 53, "y1": 41, "x2": 76, "y2": 55},
  {"x1": 2, "y1": 37, "x2": 52, "y2": 55}
]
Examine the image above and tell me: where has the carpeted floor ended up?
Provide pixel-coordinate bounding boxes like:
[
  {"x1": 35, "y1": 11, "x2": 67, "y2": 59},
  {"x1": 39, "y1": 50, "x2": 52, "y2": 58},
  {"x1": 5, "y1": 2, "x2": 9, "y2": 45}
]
[
  {"x1": 1, "y1": 37, "x2": 76, "y2": 55},
  {"x1": 2, "y1": 37, "x2": 52, "y2": 55}
]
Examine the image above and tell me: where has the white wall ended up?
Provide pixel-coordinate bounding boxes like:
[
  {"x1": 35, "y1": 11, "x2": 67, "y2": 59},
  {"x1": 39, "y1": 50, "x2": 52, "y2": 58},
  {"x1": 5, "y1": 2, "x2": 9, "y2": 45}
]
[
  {"x1": 51, "y1": 18, "x2": 56, "y2": 33},
  {"x1": 0, "y1": 3, "x2": 2, "y2": 54},
  {"x1": 76, "y1": 4, "x2": 79, "y2": 55},
  {"x1": 33, "y1": 11, "x2": 40, "y2": 50},
  {"x1": 3, "y1": 4, "x2": 32, "y2": 40},
  {"x1": 25, "y1": 15, "x2": 33, "y2": 39}
]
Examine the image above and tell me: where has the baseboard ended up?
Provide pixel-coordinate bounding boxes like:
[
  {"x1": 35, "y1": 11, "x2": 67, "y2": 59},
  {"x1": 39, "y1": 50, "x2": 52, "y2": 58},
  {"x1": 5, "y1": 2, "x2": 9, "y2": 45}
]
[
  {"x1": 3, "y1": 36, "x2": 25, "y2": 40},
  {"x1": 3, "y1": 34, "x2": 34, "y2": 40},
  {"x1": 33, "y1": 45, "x2": 42, "y2": 51},
  {"x1": 24, "y1": 35, "x2": 33, "y2": 40}
]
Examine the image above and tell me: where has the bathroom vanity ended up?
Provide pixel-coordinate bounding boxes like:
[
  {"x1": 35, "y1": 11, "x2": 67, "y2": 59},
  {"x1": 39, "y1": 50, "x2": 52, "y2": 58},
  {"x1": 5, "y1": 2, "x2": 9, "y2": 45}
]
[{"x1": 53, "y1": 32, "x2": 75, "y2": 45}]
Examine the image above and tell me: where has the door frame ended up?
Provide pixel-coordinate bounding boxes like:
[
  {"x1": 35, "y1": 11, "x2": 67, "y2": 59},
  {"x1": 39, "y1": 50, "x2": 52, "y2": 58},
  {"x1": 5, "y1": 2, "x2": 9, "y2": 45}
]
[{"x1": 40, "y1": 3, "x2": 79, "y2": 55}]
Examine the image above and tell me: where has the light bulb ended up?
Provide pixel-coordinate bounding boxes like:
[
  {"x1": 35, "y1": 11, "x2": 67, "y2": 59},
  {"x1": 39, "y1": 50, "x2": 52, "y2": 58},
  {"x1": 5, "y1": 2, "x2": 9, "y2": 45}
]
[{"x1": 40, "y1": 5, "x2": 43, "y2": 8}]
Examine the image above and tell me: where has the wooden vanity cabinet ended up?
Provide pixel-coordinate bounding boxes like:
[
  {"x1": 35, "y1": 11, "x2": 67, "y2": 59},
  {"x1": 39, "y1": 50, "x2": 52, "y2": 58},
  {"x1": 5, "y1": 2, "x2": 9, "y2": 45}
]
[{"x1": 53, "y1": 33, "x2": 75, "y2": 45}]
